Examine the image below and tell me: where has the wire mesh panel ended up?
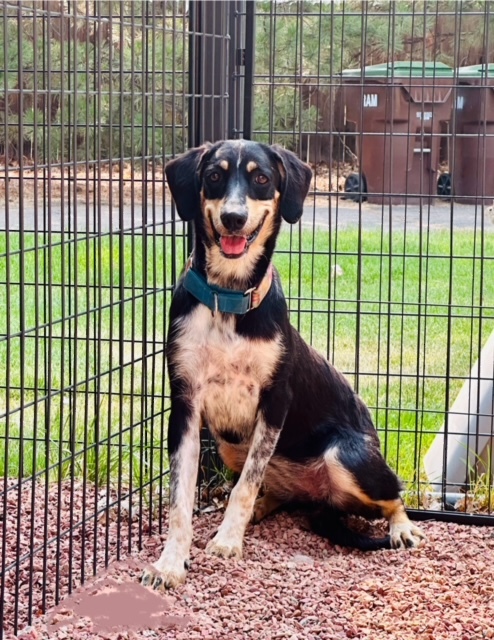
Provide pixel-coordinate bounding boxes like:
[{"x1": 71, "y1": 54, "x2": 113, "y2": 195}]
[
  {"x1": 0, "y1": 1, "x2": 197, "y2": 635},
  {"x1": 2, "y1": 0, "x2": 494, "y2": 637},
  {"x1": 250, "y1": 0, "x2": 494, "y2": 522}
]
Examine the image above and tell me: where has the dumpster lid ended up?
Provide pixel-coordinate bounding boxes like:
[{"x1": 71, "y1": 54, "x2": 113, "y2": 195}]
[
  {"x1": 341, "y1": 61, "x2": 454, "y2": 78},
  {"x1": 457, "y1": 63, "x2": 494, "y2": 78}
]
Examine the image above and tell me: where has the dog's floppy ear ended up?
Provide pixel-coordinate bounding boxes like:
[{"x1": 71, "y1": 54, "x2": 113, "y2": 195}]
[
  {"x1": 272, "y1": 145, "x2": 312, "y2": 224},
  {"x1": 165, "y1": 144, "x2": 211, "y2": 221}
]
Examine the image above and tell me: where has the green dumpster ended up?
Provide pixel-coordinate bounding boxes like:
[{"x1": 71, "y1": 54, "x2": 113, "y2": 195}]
[
  {"x1": 339, "y1": 61, "x2": 454, "y2": 205},
  {"x1": 452, "y1": 64, "x2": 494, "y2": 206}
]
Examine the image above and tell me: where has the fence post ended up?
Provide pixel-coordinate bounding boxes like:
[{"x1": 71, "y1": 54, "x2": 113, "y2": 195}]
[
  {"x1": 188, "y1": 0, "x2": 230, "y2": 146},
  {"x1": 242, "y1": 1, "x2": 255, "y2": 140},
  {"x1": 227, "y1": 0, "x2": 254, "y2": 140},
  {"x1": 228, "y1": 0, "x2": 244, "y2": 139},
  {"x1": 188, "y1": 2, "x2": 234, "y2": 497}
]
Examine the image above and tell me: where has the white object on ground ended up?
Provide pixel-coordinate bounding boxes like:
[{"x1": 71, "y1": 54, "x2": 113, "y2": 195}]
[
  {"x1": 424, "y1": 329, "x2": 494, "y2": 492},
  {"x1": 331, "y1": 264, "x2": 343, "y2": 279}
]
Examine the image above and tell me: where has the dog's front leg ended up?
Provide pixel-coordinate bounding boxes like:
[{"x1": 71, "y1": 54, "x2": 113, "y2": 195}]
[
  {"x1": 206, "y1": 414, "x2": 281, "y2": 560},
  {"x1": 142, "y1": 398, "x2": 200, "y2": 590}
]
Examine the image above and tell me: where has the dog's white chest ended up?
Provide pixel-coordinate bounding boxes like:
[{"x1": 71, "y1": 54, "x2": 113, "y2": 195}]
[{"x1": 173, "y1": 305, "x2": 282, "y2": 434}]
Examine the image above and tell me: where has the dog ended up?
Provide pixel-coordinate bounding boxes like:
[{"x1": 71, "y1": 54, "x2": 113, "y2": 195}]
[{"x1": 141, "y1": 140, "x2": 425, "y2": 590}]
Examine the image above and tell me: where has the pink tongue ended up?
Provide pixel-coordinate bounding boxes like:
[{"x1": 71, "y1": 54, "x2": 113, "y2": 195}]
[{"x1": 220, "y1": 236, "x2": 247, "y2": 255}]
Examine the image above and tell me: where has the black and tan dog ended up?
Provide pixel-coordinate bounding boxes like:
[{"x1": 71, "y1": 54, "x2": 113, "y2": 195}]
[{"x1": 142, "y1": 140, "x2": 424, "y2": 590}]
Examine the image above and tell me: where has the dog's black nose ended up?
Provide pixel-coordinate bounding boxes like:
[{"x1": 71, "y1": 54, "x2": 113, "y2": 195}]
[{"x1": 220, "y1": 211, "x2": 248, "y2": 233}]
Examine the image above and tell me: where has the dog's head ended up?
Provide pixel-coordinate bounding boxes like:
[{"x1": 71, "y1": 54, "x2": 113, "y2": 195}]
[{"x1": 165, "y1": 140, "x2": 312, "y2": 285}]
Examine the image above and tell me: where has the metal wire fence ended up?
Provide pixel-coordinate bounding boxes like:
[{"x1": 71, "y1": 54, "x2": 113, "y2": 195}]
[
  {"x1": 249, "y1": 1, "x2": 494, "y2": 528},
  {"x1": 0, "y1": 1, "x2": 191, "y2": 635},
  {"x1": 1, "y1": 0, "x2": 494, "y2": 636}
]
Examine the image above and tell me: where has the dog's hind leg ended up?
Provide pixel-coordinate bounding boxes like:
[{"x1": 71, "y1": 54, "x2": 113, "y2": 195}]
[
  {"x1": 324, "y1": 444, "x2": 425, "y2": 549},
  {"x1": 252, "y1": 492, "x2": 284, "y2": 523}
]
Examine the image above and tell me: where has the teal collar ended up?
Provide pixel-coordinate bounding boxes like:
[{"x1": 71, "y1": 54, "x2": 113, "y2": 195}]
[{"x1": 182, "y1": 261, "x2": 273, "y2": 316}]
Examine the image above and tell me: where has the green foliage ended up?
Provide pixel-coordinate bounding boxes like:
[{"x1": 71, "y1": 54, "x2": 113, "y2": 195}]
[
  {"x1": 2, "y1": 2, "x2": 494, "y2": 160},
  {"x1": 0, "y1": 2, "x2": 187, "y2": 162}
]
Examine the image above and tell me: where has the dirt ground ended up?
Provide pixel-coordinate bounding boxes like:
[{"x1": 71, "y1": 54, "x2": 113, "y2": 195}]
[
  {"x1": 0, "y1": 161, "x2": 168, "y2": 207},
  {"x1": 0, "y1": 160, "x2": 341, "y2": 209}
]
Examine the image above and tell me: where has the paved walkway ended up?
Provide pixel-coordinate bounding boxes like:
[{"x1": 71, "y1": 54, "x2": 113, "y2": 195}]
[{"x1": 1, "y1": 199, "x2": 493, "y2": 233}]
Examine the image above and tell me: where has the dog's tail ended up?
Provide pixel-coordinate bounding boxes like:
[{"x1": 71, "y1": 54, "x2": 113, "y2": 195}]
[{"x1": 309, "y1": 506, "x2": 391, "y2": 552}]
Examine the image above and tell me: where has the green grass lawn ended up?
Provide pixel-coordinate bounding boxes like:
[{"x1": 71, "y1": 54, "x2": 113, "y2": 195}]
[
  {"x1": 275, "y1": 227, "x2": 494, "y2": 485},
  {"x1": 1, "y1": 227, "x2": 493, "y2": 495}
]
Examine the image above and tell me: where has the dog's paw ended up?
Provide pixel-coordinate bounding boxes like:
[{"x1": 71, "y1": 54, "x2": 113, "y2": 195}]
[
  {"x1": 390, "y1": 521, "x2": 425, "y2": 549},
  {"x1": 252, "y1": 494, "x2": 281, "y2": 523},
  {"x1": 206, "y1": 536, "x2": 243, "y2": 559},
  {"x1": 141, "y1": 558, "x2": 190, "y2": 591},
  {"x1": 252, "y1": 497, "x2": 269, "y2": 524}
]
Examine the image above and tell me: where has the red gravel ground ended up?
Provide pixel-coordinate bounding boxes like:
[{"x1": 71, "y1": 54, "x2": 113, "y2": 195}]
[{"x1": 4, "y1": 482, "x2": 494, "y2": 640}]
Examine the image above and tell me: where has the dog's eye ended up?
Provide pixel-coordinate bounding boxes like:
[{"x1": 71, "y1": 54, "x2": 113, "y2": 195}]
[
  {"x1": 208, "y1": 171, "x2": 221, "y2": 183},
  {"x1": 255, "y1": 174, "x2": 269, "y2": 185}
]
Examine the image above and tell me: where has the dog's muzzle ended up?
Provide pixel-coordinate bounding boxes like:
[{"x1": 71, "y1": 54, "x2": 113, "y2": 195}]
[{"x1": 212, "y1": 214, "x2": 267, "y2": 259}]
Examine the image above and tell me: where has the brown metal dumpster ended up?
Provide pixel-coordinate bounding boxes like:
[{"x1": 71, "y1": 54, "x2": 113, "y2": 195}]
[
  {"x1": 452, "y1": 64, "x2": 494, "y2": 206},
  {"x1": 339, "y1": 61, "x2": 454, "y2": 205}
]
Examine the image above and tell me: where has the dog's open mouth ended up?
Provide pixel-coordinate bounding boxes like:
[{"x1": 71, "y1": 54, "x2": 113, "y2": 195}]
[{"x1": 213, "y1": 216, "x2": 266, "y2": 259}]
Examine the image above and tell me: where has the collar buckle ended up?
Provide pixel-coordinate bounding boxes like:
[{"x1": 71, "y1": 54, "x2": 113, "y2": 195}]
[{"x1": 243, "y1": 286, "x2": 256, "y2": 311}]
